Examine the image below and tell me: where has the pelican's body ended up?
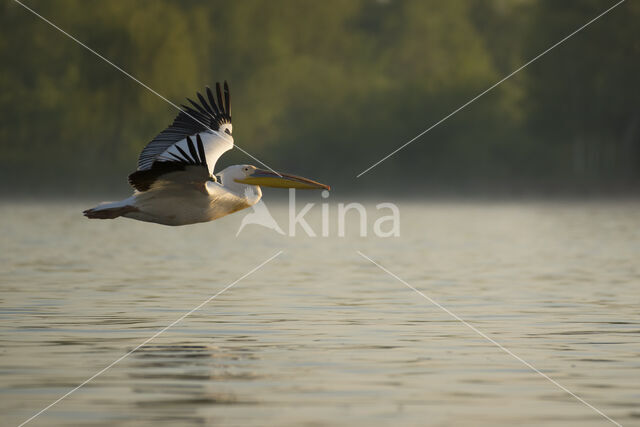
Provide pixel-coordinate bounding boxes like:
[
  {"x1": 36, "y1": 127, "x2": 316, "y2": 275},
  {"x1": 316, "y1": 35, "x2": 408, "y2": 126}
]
[{"x1": 84, "y1": 82, "x2": 328, "y2": 226}]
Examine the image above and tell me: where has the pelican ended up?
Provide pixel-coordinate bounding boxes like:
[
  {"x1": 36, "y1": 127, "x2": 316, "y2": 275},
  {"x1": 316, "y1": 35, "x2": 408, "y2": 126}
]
[{"x1": 84, "y1": 82, "x2": 329, "y2": 226}]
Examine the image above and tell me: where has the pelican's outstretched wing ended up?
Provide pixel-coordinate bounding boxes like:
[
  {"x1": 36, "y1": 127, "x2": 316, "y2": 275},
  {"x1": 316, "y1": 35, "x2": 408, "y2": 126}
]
[
  {"x1": 132, "y1": 82, "x2": 233, "y2": 190},
  {"x1": 129, "y1": 134, "x2": 215, "y2": 192}
]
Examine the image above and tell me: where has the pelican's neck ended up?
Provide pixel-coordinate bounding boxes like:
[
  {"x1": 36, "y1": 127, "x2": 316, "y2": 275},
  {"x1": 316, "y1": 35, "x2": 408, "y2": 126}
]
[
  {"x1": 218, "y1": 179, "x2": 261, "y2": 206},
  {"x1": 216, "y1": 167, "x2": 262, "y2": 206},
  {"x1": 241, "y1": 185, "x2": 262, "y2": 206}
]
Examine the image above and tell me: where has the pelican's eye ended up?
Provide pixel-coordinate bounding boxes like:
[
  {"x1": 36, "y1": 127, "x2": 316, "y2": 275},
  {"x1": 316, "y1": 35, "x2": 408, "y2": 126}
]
[{"x1": 225, "y1": 128, "x2": 232, "y2": 136}]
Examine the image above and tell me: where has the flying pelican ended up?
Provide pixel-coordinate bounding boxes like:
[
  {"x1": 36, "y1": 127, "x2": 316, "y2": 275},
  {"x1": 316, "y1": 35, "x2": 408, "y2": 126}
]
[{"x1": 84, "y1": 82, "x2": 329, "y2": 226}]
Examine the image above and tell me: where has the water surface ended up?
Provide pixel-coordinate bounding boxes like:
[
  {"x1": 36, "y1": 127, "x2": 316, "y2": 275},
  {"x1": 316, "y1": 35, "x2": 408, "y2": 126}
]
[{"x1": 1, "y1": 200, "x2": 639, "y2": 426}]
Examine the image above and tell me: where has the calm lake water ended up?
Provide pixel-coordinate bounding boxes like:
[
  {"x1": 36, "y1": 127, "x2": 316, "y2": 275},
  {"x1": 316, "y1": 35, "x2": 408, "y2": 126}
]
[{"x1": 1, "y1": 199, "x2": 639, "y2": 426}]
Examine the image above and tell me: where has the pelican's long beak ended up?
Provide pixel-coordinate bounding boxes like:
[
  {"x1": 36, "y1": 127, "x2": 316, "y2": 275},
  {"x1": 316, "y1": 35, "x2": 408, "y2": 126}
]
[{"x1": 236, "y1": 169, "x2": 330, "y2": 190}]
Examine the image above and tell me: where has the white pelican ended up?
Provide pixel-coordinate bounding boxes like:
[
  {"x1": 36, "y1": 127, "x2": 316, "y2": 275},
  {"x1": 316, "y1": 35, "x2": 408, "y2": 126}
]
[{"x1": 84, "y1": 82, "x2": 329, "y2": 226}]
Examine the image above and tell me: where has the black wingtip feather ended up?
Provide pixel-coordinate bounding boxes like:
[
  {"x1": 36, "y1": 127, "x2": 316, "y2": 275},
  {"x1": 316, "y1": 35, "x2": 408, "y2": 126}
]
[
  {"x1": 206, "y1": 86, "x2": 220, "y2": 115},
  {"x1": 197, "y1": 92, "x2": 213, "y2": 115},
  {"x1": 186, "y1": 98, "x2": 208, "y2": 116},
  {"x1": 196, "y1": 134, "x2": 209, "y2": 169},
  {"x1": 216, "y1": 82, "x2": 225, "y2": 116},
  {"x1": 174, "y1": 144, "x2": 192, "y2": 164},
  {"x1": 224, "y1": 81, "x2": 231, "y2": 117},
  {"x1": 186, "y1": 136, "x2": 199, "y2": 164}
]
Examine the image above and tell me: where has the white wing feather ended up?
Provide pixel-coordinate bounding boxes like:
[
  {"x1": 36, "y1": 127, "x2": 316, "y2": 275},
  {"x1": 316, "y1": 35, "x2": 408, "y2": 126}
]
[{"x1": 156, "y1": 130, "x2": 233, "y2": 176}]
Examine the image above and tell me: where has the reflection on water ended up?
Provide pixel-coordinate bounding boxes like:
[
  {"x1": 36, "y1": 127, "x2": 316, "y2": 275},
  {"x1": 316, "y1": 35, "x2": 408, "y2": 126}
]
[
  {"x1": 1, "y1": 200, "x2": 639, "y2": 426},
  {"x1": 128, "y1": 344, "x2": 251, "y2": 424}
]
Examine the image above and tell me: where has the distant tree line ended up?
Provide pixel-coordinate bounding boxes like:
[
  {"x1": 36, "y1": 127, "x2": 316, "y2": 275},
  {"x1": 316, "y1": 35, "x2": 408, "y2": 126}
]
[{"x1": 1, "y1": 0, "x2": 638, "y2": 195}]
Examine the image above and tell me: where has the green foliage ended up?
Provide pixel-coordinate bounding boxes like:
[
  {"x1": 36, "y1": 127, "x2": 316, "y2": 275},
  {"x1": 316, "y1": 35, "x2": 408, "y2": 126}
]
[{"x1": 0, "y1": 0, "x2": 637, "y2": 195}]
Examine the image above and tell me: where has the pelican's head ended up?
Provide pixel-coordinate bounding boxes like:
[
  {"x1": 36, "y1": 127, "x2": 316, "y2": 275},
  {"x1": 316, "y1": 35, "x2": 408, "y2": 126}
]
[{"x1": 221, "y1": 165, "x2": 330, "y2": 191}]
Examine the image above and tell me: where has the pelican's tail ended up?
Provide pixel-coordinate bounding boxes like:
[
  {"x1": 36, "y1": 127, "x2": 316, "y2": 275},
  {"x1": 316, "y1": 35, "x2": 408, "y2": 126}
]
[{"x1": 83, "y1": 199, "x2": 138, "y2": 220}]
